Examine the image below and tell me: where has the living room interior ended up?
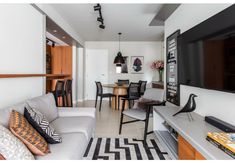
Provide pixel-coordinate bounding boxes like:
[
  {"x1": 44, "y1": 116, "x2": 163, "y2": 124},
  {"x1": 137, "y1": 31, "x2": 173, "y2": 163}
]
[{"x1": 0, "y1": 1, "x2": 235, "y2": 161}]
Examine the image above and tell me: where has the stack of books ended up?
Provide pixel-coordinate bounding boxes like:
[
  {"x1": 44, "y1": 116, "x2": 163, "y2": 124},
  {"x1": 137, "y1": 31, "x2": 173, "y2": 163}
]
[{"x1": 206, "y1": 132, "x2": 235, "y2": 159}]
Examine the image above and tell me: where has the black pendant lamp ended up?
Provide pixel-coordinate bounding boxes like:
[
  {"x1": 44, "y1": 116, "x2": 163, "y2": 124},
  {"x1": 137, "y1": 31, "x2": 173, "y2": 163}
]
[{"x1": 114, "y1": 33, "x2": 125, "y2": 64}]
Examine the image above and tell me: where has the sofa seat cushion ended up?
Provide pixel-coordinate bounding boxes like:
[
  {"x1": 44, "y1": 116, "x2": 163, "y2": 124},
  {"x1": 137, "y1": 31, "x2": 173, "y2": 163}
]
[
  {"x1": 35, "y1": 133, "x2": 88, "y2": 160},
  {"x1": 51, "y1": 116, "x2": 95, "y2": 140},
  {"x1": 27, "y1": 93, "x2": 58, "y2": 122}
]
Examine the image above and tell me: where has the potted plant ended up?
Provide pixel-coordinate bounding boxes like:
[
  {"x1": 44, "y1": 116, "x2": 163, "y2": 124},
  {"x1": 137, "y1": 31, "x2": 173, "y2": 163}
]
[{"x1": 151, "y1": 60, "x2": 164, "y2": 82}]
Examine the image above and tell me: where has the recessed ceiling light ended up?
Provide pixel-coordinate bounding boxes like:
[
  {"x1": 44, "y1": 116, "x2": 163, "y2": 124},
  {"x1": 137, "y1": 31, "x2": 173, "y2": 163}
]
[
  {"x1": 53, "y1": 30, "x2": 57, "y2": 33},
  {"x1": 62, "y1": 36, "x2": 66, "y2": 39}
]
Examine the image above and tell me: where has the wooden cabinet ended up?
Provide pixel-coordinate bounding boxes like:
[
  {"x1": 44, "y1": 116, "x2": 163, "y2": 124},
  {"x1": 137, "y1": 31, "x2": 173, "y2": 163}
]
[
  {"x1": 51, "y1": 46, "x2": 72, "y2": 76},
  {"x1": 178, "y1": 135, "x2": 206, "y2": 160},
  {"x1": 152, "y1": 81, "x2": 164, "y2": 89},
  {"x1": 46, "y1": 46, "x2": 72, "y2": 92}
]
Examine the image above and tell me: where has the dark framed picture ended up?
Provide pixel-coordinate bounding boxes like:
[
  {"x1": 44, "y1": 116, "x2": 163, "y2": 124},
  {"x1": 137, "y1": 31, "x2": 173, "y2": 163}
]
[
  {"x1": 131, "y1": 56, "x2": 144, "y2": 73},
  {"x1": 121, "y1": 56, "x2": 128, "y2": 73}
]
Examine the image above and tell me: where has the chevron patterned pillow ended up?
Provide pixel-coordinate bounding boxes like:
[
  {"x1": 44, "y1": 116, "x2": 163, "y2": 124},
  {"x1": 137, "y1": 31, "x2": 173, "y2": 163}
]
[
  {"x1": 9, "y1": 110, "x2": 50, "y2": 156},
  {"x1": 24, "y1": 106, "x2": 62, "y2": 144}
]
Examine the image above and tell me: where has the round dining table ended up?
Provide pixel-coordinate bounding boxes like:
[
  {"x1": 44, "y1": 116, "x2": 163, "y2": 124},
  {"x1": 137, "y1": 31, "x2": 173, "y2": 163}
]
[{"x1": 102, "y1": 84, "x2": 129, "y2": 110}]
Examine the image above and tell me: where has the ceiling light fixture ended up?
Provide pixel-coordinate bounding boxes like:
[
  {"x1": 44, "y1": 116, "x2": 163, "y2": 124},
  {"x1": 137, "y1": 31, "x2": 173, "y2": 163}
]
[
  {"x1": 114, "y1": 33, "x2": 124, "y2": 64},
  {"x1": 53, "y1": 30, "x2": 57, "y2": 33},
  {"x1": 94, "y1": 4, "x2": 105, "y2": 29}
]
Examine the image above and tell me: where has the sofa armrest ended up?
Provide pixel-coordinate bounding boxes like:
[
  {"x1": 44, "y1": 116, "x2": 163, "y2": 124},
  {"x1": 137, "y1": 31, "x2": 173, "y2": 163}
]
[{"x1": 57, "y1": 107, "x2": 96, "y2": 118}]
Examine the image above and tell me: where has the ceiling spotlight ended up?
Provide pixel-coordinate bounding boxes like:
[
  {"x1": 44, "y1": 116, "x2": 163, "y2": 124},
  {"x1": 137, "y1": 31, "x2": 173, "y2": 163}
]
[
  {"x1": 99, "y1": 24, "x2": 105, "y2": 29},
  {"x1": 94, "y1": 4, "x2": 101, "y2": 11},
  {"x1": 97, "y1": 17, "x2": 103, "y2": 23},
  {"x1": 94, "y1": 3, "x2": 105, "y2": 30},
  {"x1": 53, "y1": 30, "x2": 57, "y2": 33},
  {"x1": 62, "y1": 36, "x2": 66, "y2": 39}
]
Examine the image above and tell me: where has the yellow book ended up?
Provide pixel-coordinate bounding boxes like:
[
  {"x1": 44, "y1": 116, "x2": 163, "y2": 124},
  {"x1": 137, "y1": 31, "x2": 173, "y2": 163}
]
[{"x1": 207, "y1": 132, "x2": 235, "y2": 154}]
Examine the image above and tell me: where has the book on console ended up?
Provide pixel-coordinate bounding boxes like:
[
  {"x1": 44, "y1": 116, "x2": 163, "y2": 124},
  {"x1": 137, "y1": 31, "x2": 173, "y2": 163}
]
[{"x1": 206, "y1": 132, "x2": 235, "y2": 159}]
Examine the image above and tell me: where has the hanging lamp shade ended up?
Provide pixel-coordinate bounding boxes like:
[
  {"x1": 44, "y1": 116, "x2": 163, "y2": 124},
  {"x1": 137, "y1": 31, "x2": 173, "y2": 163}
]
[
  {"x1": 114, "y1": 52, "x2": 125, "y2": 64},
  {"x1": 114, "y1": 33, "x2": 125, "y2": 64}
]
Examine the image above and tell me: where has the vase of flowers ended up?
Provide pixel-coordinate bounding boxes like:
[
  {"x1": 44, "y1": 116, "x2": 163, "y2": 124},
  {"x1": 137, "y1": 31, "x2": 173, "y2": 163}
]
[{"x1": 151, "y1": 60, "x2": 164, "y2": 82}]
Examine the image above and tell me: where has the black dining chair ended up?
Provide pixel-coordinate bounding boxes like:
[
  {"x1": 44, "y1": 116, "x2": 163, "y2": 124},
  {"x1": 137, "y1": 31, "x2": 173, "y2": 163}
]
[
  {"x1": 65, "y1": 79, "x2": 73, "y2": 107},
  {"x1": 53, "y1": 80, "x2": 66, "y2": 107},
  {"x1": 119, "y1": 88, "x2": 166, "y2": 146},
  {"x1": 95, "y1": 81, "x2": 117, "y2": 111},
  {"x1": 139, "y1": 80, "x2": 147, "y2": 96},
  {"x1": 117, "y1": 79, "x2": 130, "y2": 85},
  {"x1": 118, "y1": 82, "x2": 140, "y2": 110}
]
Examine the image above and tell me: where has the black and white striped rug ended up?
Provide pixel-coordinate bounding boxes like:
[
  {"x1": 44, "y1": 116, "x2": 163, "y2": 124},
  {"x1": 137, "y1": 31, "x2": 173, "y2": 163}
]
[{"x1": 83, "y1": 138, "x2": 170, "y2": 160}]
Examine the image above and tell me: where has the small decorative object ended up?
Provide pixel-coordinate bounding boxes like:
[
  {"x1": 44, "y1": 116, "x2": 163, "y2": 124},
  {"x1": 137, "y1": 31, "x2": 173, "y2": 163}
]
[
  {"x1": 151, "y1": 60, "x2": 164, "y2": 82},
  {"x1": 131, "y1": 56, "x2": 144, "y2": 73},
  {"x1": 173, "y1": 94, "x2": 197, "y2": 121}
]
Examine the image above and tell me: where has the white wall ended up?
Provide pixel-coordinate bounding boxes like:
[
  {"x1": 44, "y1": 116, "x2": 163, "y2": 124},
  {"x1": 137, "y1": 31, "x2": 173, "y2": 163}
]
[
  {"x1": 0, "y1": 4, "x2": 45, "y2": 108},
  {"x1": 77, "y1": 48, "x2": 85, "y2": 102},
  {"x1": 85, "y1": 41, "x2": 163, "y2": 83},
  {"x1": 164, "y1": 4, "x2": 235, "y2": 125}
]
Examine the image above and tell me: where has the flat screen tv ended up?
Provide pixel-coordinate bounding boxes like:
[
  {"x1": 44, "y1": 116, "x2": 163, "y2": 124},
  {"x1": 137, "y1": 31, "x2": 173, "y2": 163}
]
[{"x1": 177, "y1": 5, "x2": 235, "y2": 92}]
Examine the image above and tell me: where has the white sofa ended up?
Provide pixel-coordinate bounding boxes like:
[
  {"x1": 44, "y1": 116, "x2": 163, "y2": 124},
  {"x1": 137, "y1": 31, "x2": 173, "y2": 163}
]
[{"x1": 0, "y1": 93, "x2": 96, "y2": 160}]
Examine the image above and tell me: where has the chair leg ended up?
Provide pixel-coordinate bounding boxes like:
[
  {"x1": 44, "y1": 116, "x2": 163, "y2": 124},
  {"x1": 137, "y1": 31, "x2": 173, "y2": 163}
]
[
  {"x1": 118, "y1": 96, "x2": 120, "y2": 110},
  {"x1": 95, "y1": 94, "x2": 98, "y2": 107},
  {"x1": 143, "y1": 106, "x2": 151, "y2": 146},
  {"x1": 109, "y1": 96, "x2": 111, "y2": 107},
  {"x1": 115, "y1": 96, "x2": 117, "y2": 110},
  {"x1": 119, "y1": 99, "x2": 125, "y2": 134},
  {"x1": 99, "y1": 97, "x2": 103, "y2": 112}
]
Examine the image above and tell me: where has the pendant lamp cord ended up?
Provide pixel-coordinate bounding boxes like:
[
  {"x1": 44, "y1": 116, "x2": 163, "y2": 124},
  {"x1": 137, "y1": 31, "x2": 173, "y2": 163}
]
[{"x1": 118, "y1": 33, "x2": 121, "y2": 52}]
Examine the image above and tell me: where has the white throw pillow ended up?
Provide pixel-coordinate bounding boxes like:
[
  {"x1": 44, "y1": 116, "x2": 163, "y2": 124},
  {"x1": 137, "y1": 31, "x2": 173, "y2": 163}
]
[{"x1": 0, "y1": 125, "x2": 34, "y2": 160}]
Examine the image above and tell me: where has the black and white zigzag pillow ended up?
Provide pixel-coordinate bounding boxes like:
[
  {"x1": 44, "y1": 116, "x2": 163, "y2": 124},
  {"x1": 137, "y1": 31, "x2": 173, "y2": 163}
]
[{"x1": 24, "y1": 106, "x2": 62, "y2": 144}]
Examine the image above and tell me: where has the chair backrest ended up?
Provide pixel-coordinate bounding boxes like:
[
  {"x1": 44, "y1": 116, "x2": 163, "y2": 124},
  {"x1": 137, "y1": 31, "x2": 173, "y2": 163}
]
[
  {"x1": 118, "y1": 79, "x2": 129, "y2": 85},
  {"x1": 65, "y1": 79, "x2": 72, "y2": 93},
  {"x1": 128, "y1": 82, "x2": 140, "y2": 97},
  {"x1": 95, "y1": 81, "x2": 103, "y2": 95},
  {"x1": 139, "y1": 80, "x2": 147, "y2": 95},
  {"x1": 143, "y1": 88, "x2": 164, "y2": 102},
  {"x1": 55, "y1": 80, "x2": 65, "y2": 95}
]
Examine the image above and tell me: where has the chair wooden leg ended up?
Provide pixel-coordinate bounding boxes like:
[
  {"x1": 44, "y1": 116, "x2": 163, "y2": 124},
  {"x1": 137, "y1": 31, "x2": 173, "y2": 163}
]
[
  {"x1": 119, "y1": 99, "x2": 125, "y2": 134},
  {"x1": 99, "y1": 97, "x2": 103, "y2": 112},
  {"x1": 95, "y1": 95, "x2": 98, "y2": 107}
]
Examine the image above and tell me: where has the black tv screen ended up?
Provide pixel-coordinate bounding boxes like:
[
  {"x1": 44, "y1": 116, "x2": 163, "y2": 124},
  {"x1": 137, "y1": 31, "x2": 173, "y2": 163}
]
[
  {"x1": 177, "y1": 5, "x2": 235, "y2": 92},
  {"x1": 178, "y1": 33, "x2": 235, "y2": 92}
]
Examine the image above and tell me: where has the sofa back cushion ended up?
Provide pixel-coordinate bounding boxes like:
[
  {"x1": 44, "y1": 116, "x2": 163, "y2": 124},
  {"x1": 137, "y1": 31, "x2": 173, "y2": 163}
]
[
  {"x1": 27, "y1": 93, "x2": 58, "y2": 122},
  {"x1": 0, "y1": 102, "x2": 26, "y2": 127}
]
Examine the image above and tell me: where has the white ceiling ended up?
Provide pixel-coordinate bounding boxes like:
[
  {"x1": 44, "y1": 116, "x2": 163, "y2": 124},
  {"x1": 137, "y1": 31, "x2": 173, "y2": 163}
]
[{"x1": 49, "y1": 4, "x2": 164, "y2": 41}]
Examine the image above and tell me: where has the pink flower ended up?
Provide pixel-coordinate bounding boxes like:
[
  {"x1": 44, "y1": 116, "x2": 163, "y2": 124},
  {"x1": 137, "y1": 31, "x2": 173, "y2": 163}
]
[{"x1": 151, "y1": 60, "x2": 164, "y2": 71}]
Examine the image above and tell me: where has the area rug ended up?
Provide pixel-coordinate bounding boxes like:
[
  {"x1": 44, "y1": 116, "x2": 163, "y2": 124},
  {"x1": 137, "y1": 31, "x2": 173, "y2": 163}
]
[{"x1": 83, "y1": 138, "x2": 170, "y2": 160}]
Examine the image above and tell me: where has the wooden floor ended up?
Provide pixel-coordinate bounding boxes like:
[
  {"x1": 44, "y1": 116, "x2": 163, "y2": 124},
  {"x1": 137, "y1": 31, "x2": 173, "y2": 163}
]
[{"x1": 77, "y1": 100, "x2": 154, "y2": 139}]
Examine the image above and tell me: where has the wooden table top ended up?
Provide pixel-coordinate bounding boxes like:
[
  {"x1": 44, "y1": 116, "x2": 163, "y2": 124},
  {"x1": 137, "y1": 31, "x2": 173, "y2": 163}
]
[{"x1": 103, "y1": 84, "x2": 129, "y2": 88}]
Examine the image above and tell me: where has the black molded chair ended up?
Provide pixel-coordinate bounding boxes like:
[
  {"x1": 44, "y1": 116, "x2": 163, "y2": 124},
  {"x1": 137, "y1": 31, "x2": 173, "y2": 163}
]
[
  {"x1": 117, "y1": 79, "x2": 130, "y2": 85},
  {"x1": 139, "y1": 80, "x2": 147, "y2": 96},
  {"x1": 118, "y1": 82, "x2": 140, "y2": 110},
  {"x1": 65, "y1": 79, "x2": 73, "y2": 107},
  {"x1": 53, "y1": 80, "x2": 66, "y2": 107},
  {"x1": 119, "y1": 88, "x2": 166, "y2": 146},
  {"x1": 95, "y1": 82, "x2": 117, "y2": 111}
]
